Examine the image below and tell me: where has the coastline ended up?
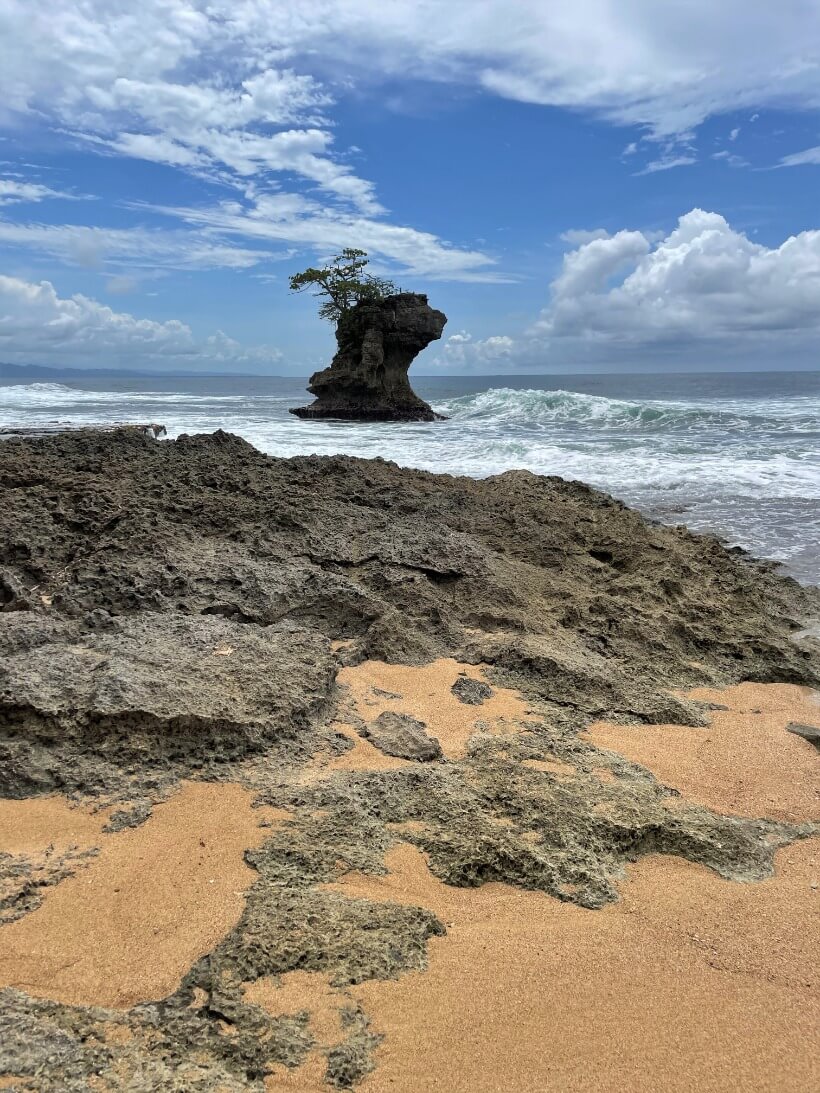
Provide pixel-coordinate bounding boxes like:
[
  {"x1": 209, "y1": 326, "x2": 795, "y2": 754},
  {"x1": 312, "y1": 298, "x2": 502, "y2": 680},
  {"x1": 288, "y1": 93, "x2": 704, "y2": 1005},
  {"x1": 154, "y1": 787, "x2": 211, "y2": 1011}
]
[{"x1": 0, "y1": 428, "x2": 818, "y2": 1090}]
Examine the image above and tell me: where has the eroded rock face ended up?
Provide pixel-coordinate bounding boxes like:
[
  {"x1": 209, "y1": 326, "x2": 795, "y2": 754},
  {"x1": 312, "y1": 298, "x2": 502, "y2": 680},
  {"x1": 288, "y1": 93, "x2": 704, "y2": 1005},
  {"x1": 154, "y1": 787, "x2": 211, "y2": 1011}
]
[
  {"x1": 291, "y1": 292, "x2": 446, "y2": 421},
  {"x1": 0, "y1": 611, "x2": 335, "y2": 797}
]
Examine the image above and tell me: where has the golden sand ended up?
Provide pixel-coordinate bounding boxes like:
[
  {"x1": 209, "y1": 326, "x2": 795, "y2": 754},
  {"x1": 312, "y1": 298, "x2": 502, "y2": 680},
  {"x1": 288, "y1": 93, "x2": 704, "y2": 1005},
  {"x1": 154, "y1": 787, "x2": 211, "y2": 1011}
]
[
  {"x1": 338, "y1": 658, "x2": 534, "y2": 759},
  {"x1": 0, "y1": 796, "x2": 107, "y2": 856},
  {"x1": 586, "y1": 682, "x2": 820, "y2": 821},
  {"x1": 2, "y1": 679, "x2": 817, "y2": 1090},
  {"x1": 0, "y1": 782, "x2": 278, "y2": 1008},
  {"x1": 325, "y1": 839, "x2": 819, "y2": 1093},
  {"x1": 245, "y1": 971, "x2": 351, "y2": 1092},
  {"x1": 324, "y1": 722, "x2": 409, "y2": 773},
  {"x1": 260, "y1": 681, "x2": 820, "y2": 1092}
]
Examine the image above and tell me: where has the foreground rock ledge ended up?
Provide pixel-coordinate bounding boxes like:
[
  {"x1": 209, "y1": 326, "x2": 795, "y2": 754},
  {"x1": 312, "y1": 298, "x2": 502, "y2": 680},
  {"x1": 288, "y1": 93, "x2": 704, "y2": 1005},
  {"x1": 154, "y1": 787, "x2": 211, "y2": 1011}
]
[
  {"x1": 0, "y1": 428, "x2": 819, "y2": 1090},
  {"x1": 290, "y1": 292, "x2": 447, "y2": 421}
]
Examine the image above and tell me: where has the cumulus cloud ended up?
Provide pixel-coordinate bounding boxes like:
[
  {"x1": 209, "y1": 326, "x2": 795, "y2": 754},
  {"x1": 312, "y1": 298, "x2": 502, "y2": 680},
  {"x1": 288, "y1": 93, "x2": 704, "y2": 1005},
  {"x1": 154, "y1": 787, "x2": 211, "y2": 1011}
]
[
  {"x1": 559, "y1": 229, "x2": 611, "y2": 246},
  {"x1": 536, "y1": 209, "x2": 820, "y2": 352},
  {"x1": 0, "y1": 274, "x2": 281, "y2": 367},
  {"x1": 445, "y1": 210, "x2": 820, "y2": 370},
  {"x1": 433, "y1": 331, "x2": 515, "y2": 368}
]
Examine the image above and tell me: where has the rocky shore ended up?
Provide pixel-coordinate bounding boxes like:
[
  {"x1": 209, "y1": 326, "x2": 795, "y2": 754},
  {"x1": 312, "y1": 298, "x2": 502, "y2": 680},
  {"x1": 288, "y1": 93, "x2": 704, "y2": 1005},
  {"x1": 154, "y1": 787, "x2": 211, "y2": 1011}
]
[{"x1": 0, "y1": 428, "x2": 818, "y2": 1091}]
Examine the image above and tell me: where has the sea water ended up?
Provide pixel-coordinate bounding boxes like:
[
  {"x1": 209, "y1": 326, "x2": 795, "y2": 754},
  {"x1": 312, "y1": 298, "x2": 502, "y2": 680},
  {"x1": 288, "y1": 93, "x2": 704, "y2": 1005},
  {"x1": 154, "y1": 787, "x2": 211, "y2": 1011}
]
[{"x1": 1, "y1": 370, "x2": 818, "y2": 585}]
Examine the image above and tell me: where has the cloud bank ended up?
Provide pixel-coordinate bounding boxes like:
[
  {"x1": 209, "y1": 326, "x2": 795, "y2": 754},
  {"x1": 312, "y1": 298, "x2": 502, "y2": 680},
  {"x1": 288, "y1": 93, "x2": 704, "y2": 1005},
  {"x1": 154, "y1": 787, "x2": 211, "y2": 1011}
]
[
  {"x1": 434, "y1": 210, "x2": 820, "y2": 369},
  {"x1": 0, "y1": 275, "x2": 281, "y2": 368}
]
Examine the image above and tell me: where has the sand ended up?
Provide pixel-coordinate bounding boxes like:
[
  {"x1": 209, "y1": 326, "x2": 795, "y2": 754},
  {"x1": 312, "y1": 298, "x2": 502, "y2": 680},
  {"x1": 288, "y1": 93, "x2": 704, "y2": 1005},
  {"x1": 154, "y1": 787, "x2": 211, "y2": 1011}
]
[
  {"x1": 1, "y1": 681, "x2": 817, "y2": 1089},
  {"x1": 0, "y1": 782, "x2": 279, "y2": 1008},
  {"x1": 251, "y1": 681, "x2": 820, "y2": 1092},
  {"x1": 337, "y1": 658, "x2": 534, "y2": 758},
  {"x1": 0, "y1": 796, "x2": 107, "y2": 857},
  {"x1": 586, "y1": 682, "x2": 820, "y2": 821},
  {"x1": 328, "y1": 839, "x2": 819, "y2": 1093}
]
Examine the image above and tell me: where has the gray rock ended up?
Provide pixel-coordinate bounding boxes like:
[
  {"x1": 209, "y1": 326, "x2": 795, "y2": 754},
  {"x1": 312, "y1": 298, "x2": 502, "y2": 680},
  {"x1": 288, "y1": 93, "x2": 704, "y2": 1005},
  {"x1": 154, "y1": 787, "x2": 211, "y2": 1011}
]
[
  {"x1": 786, "y1": 722, "x2": 820, "y2": 750},
  {"x1": 451, "y1": 675, "x2": 494, "y2": 705},
  {"x1": 0, "y1": 611, "x2": 335, "y2": 796},
  {"x1": 291, "y1": 292, "x2": 446, "y2": 421},
  {"x1": 361, "y1": 711, "x2": 443, "y2": 761}
]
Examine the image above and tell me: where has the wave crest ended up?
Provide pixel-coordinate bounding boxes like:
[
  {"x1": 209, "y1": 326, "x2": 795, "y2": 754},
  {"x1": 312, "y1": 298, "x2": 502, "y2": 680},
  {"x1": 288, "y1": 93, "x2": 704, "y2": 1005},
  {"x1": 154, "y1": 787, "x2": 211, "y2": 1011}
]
[{"x1": 434, "y1": 387, "x2": 818, "y2": 432}]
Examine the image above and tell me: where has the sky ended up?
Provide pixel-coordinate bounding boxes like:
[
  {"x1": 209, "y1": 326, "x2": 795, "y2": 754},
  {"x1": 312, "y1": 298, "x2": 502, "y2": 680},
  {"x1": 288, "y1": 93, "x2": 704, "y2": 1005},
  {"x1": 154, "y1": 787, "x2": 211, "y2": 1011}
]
[{"x1": 1, "y1": 1, "x2": 820, "y2": 374}]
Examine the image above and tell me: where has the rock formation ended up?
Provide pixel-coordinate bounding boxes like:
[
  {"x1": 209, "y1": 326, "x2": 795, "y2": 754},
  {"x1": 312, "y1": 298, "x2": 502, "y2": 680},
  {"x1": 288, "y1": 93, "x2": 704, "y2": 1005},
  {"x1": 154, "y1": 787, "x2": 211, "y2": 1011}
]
[
  {"x1": 291, "y1": 292, "x2": 447, "y2": 421},
  {"x1": 1, "y1": 428, "x2": 819, "y2": 1089}
]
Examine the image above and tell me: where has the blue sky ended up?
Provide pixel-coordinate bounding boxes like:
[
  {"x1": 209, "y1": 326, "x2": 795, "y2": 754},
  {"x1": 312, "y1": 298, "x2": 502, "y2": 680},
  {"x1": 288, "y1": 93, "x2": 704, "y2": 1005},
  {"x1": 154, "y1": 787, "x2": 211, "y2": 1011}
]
[{"x1": 1, "y1": 1, "x2": 820, "y2": 373}]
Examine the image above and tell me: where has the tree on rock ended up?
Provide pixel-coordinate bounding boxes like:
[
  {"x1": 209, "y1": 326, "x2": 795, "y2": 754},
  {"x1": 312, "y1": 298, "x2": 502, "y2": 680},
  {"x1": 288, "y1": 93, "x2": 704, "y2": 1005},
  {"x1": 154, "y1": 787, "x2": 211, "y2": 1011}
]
[{"x1": 289, "y1": 249, "x2": 396, "y2": 324}]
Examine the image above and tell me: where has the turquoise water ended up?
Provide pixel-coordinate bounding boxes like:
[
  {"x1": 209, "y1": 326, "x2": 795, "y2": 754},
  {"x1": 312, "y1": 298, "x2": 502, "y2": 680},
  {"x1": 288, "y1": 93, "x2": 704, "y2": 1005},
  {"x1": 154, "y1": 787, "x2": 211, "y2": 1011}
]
[{"x1": 1, "y1": 370, "x2": 818, "y2": 584}]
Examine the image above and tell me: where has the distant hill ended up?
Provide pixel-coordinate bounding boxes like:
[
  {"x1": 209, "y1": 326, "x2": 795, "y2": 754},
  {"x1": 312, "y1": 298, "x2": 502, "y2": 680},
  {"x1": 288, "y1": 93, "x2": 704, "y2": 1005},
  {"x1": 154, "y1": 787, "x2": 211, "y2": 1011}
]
[{"x1": 0, "y1": 362, "x2": 271, "y2": 381}]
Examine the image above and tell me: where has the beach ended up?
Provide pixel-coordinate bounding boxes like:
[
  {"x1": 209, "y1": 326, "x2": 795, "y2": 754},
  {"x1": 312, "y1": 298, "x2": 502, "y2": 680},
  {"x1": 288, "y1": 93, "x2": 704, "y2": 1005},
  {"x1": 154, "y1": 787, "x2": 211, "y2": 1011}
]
[{"x1": 0, "y1": 429, "x2": 818, "y2": 1090}]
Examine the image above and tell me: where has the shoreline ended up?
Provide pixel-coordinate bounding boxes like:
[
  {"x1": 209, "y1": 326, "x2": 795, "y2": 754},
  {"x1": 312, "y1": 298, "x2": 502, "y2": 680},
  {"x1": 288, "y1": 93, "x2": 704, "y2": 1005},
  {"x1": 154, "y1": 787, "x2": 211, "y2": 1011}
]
[{"x1": 1, "y1": 411, "x2": 818, "y2": 589}]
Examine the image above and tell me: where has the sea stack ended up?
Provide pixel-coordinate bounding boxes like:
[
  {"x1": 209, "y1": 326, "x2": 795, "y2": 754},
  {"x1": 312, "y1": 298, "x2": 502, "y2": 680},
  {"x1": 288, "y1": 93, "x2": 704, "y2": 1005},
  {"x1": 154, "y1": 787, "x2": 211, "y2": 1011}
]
[{"x1": 291, "y1": 291, "x2": 447, "y2": 421}]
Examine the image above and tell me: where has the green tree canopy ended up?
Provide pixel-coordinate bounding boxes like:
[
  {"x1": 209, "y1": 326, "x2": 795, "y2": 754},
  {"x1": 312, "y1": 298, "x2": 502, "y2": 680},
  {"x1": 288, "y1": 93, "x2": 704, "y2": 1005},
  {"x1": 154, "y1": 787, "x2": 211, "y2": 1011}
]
[{"x1": 288, "y1": 249, "x2": 396, "y2": 323}]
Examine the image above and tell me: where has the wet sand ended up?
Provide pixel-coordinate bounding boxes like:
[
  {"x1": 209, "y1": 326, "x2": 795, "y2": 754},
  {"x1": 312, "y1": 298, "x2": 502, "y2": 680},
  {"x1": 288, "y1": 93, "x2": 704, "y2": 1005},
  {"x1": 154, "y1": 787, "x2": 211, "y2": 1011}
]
[{"x1": 0, "y1": 782, "x2": 278, "y2": 1008}]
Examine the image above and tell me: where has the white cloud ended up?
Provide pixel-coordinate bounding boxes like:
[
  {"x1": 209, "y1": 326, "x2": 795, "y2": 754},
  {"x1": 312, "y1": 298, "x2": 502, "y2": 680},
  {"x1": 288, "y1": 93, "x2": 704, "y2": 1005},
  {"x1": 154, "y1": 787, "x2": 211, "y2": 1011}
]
[
  {"x1": 0, "y1": 220, "x2": 281, "y2": 271},
  {"x1": 635, "y1": 153, "x2": 697, "y2": 175},
  {"x1": 0, "y1": 2, "x2": 381, "y2": 211},
  {"x1": 221, "y1": 1, "x2": 820, "y2": 137},
  {"x1": 104, "y1": 275, "x2": 140, "y2": 295},
  {"x1": 779, "y1": 145, "x2": 820, "y2": 167},
  {"x1": 139, "y1": 193, "x2": 505, "y2": 282},
  {"x1": 712, "y1": 150, "x2": 748, "y2": 168},
  {"x1": 434, "y1": 331, "x2": 515, "y2": 368},
  {"x1": 1, "y1": 2, "x2": 818, "y2": 212},
  {"x1": 560, "y1": 228, "x2": 611, "y2": 246},
  {"x1": 538, "y1": 209, "x2": 820, "y2": 350},
  {"x1": 0, "y1": 274, "x2": 281, "y2": 367},
  {"x1": 729, "y1": 127, "x2": 741, "y2": 141},
  {"x1": 444, "y1": 210, "x2": 820, "y2": 370},
  {"x1": 1, "y1": 2, "x2": 818, "y2": 292},
  {"x1": 0, "y1": 178, "x2": 78, "y2": 205}
]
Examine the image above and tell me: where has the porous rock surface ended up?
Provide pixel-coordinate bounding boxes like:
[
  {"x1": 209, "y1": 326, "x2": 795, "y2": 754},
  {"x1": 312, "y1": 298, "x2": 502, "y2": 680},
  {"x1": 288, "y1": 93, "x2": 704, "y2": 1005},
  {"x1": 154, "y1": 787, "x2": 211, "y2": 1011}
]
[
  {"x1": 0, "y1": 427, "x2": 818, "y2": 1090},
  {"x1": 290, "y1": 292, "x2": 446, "y2": 421},
  {"x1": 360, "y1": 711, "x2": 443, "y2": 761}
]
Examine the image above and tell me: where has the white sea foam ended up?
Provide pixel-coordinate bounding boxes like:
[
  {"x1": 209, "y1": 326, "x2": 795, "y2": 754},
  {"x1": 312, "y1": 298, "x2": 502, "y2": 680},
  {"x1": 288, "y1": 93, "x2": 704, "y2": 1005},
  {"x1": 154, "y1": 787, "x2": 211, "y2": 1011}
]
[{"x1": 435, "y1": 387, "x2": 820, "y2": 433}]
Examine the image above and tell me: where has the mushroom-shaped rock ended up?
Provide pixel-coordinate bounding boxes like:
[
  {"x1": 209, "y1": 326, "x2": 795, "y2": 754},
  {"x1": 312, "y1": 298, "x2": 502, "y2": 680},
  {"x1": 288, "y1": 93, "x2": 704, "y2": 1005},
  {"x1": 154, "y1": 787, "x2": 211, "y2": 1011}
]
[{"x1": 291, "y1": 292, "x2": 447, "y2": 421}]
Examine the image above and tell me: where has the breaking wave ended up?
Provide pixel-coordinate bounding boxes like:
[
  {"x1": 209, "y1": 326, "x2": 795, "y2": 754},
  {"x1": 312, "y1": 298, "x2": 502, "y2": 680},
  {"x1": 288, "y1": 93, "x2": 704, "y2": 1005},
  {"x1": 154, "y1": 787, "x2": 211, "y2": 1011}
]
[
  {"x1": 435, "y1": 387, "x2": 820, "y2": 434},
  {"x1": 0, "y1": 383, "x2": 291, "y2": 407}
]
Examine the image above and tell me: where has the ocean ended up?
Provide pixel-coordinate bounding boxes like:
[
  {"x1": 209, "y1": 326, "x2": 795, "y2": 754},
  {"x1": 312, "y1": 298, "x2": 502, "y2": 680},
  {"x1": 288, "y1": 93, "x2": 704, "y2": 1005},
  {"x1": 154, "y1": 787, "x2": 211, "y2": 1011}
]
[{"x1": 1, "y1": 369, "x2": 818, "y2": 585}]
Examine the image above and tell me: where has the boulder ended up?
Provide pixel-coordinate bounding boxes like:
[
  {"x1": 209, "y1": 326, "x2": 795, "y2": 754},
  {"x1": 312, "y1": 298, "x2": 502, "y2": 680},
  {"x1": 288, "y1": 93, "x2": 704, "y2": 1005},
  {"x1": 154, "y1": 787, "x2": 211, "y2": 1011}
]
[{"x1": 291, "y1": 292, "x2": 446, "y2": 421}]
